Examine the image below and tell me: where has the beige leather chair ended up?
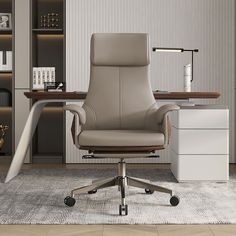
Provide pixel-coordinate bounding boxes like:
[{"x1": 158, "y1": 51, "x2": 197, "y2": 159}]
[{"x1": 64, "y1": 33, "x2": 180, "y2": 215}]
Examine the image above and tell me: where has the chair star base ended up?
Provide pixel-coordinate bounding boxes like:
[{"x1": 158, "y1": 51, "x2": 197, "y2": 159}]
[{"x1": 64, "y1": 159, "x2": 180, "y2": 215}]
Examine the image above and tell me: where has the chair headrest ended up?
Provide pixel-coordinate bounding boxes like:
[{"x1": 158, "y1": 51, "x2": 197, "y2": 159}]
[{"x1": 91, "y1": 33, "x2": 150, "y2": 66}]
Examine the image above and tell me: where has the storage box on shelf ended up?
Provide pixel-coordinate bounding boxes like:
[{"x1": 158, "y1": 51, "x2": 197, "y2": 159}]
[{"x1": 170, "y1": 105, "x2": 229, "y2": 182}]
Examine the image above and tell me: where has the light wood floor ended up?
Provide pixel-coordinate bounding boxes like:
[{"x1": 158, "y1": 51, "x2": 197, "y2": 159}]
[{"x1": 1, "y1": 163, "x2": 236, "y2": 236}]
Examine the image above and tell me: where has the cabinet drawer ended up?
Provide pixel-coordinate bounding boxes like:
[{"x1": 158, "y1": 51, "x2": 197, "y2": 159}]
[
  {"x1": 172, "y1": 128, "x2": 229, "y2": 154},
  {"x1": 171, "y1": 109, "x2": 229, "y2": 129},
  {"x1": 171, "y1": 150, "x2": 229, "y2": 181}
]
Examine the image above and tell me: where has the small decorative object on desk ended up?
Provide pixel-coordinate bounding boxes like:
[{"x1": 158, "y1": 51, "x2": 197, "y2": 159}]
[
  {"x1": 155, "y1": 90, "x2": 169, "y2": 93},
  {"x1": 44, "y1": 82, "x2": 66, "y2": 92},
  {"x1": 0, "y1": 13, "x2": 12, "y2": 29},
  {"x1": 184, "y1": 64, "x2": 191, "y2": 92},
  {"x1": 40, "y1": 13, "x2": 59, "y2": 28},
  {"x1": 0, "y1": 124, "x2": 9, "y2": 154},
  {"x1": 0, "y1": 51, "x2": 12, "y2": 71},
  {"x1": 33, "y1": 67, "x2": 56, "y2": 91}
]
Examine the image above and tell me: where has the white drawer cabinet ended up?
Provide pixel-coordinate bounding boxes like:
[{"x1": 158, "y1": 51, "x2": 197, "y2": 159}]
[{"x1": 170, "y1": 105, "x2": 229, "y2": 182}]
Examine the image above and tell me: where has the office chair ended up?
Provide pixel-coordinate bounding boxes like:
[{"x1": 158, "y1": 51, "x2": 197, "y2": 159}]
[{"x1": 64, "y1": 33, "x2": 180, "y2": 215}]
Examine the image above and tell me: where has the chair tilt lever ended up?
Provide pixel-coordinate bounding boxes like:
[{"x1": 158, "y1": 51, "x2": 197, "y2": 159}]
[
  {"x1": 146, "y1": 155, "x2": 160, "y2": 158},
  {"x1": 82, "y1": 154, "x2": 95, "y2": 159}
]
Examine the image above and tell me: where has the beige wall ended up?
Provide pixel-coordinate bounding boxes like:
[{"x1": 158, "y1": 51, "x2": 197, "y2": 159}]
[{"x1": 66, "y1": 0, "x2": 235, "y2": 163}]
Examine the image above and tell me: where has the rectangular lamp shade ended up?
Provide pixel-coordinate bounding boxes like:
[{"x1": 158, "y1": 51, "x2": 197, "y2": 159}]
[{"x1": 152, "y1": 48, "x2": 183, "y2": 53}]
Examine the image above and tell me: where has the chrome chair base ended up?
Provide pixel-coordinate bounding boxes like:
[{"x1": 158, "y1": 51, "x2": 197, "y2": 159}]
[{"x1": 64, "y1": 159, "x2": 179, "y2": 215}]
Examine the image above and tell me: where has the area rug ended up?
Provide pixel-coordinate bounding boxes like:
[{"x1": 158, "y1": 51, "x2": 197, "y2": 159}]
[{"x1": 0, "y1": 168, "x2": 236, "y2": 224}]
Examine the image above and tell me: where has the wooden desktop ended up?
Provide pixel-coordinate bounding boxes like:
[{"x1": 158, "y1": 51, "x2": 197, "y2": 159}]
[{"x1": 24, "y1": 91, "x2": 220, "y2": 100}]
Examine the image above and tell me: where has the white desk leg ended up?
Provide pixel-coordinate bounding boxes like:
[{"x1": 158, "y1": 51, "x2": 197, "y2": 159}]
[{"x1": 5, "y1": 101, "x2": 47, "y2": 183}]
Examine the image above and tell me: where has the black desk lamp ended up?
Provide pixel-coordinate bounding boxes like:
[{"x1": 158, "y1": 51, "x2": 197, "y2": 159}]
[{"x1": 152, "y1": 47, "x2": 199, "y2": 82}]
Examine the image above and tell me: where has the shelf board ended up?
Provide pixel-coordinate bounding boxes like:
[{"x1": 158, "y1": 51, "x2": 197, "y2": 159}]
[
  {"x1": 0, "y1": 71, "x2": 12, "y2": 74},
  {"x1": 0, "y1": 154, "x2": 12, "y2": 157},
  {"x1": 32, "y1": 153, "x2": 63, "y2": 164},
  {"x1": 0, "y1": 29, "x2": 13, "y2": 35},
  {"x1": 32, "y1": 29, "x2": 63, "y2": 34},
  {"x1": 0, "y1": 107, "x2": 12, "y2": 112},
  {"x1": 42, "y1": 107, "x2": 63, "y2": 113},
  {"x1": 33, "y1": 152, "x2": 63, "y2": 156},
  {"x1": 0, "y1": 155, "x2": 13, "y2": 165}
]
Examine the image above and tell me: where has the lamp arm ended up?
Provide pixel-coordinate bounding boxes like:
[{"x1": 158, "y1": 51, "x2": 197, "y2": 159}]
[{"x1": 191, "y1": 50, "x2": 194, "y2": 82}]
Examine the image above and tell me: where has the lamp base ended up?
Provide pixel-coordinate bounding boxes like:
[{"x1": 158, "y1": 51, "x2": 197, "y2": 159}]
[{"x1": 177, "y1": 101, "x2": 195, "y2": 107}]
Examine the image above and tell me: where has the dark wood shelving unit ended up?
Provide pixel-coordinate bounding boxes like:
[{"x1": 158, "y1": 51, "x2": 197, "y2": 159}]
[
  {"x1": 31, "y1": 0, "x2": 65, "y2": 163},
  {"x1": 0, "y1": 0, "x2": 14, "y2": 158}
]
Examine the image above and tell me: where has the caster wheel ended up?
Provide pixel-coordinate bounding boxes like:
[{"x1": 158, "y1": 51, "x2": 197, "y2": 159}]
[
  {"x1": 170, "y1": 195, "x2": 179, "y2": 206},
  {"x1": 64, "y1": 196, "x2": 76, "y2": 207},
  {"x1": 119, "y1": 204, "x2": 128, "y2": 216},
  {"x1": 145, "y1": 189, "x2": 154, "y2": 194},
  {"x1": 88, "y1": 189, "x2": 97, "y2": 194}
]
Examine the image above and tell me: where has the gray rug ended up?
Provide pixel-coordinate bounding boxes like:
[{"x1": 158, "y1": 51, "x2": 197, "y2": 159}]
[{"x1": 1, "y1": 168, "x2": 236, "y2": 224}]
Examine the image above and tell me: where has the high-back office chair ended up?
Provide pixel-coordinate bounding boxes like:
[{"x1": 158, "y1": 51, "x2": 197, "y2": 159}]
[{"x1": 64, "y1": 33, "x2": 180, "y2": 215}]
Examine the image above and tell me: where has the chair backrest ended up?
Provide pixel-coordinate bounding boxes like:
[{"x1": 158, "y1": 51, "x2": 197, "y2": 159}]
[{"x1": 82, "y1": 33, "x2": 157, "y2": 130}]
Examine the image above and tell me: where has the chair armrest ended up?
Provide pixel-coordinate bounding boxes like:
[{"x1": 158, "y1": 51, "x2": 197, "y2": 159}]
[
  {"x1": 156, "y1": 104, "x2": 180, "y2": 124},
  {"x1": 156, "y1": 104, "x2": 179, "y2": 146},
  {"x1": 63, "y1": 104, "x2": 86, "y2": 125},
  {"x1": 63, "y1": 104, "x2": 86, "y2": 147}
]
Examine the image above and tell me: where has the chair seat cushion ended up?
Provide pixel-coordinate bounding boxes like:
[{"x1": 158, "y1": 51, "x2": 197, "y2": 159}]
[{"x1": 78, "y1": 130, "x2": 164, "y2": 147}]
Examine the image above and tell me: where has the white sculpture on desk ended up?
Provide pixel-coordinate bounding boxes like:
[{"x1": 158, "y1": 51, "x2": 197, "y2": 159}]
[{"x1": 184, "y1": 64, "x2": 191, "y2": 92}]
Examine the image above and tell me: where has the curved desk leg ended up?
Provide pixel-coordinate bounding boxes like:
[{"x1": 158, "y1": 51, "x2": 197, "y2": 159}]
[{"x1": 5, "y1": 101, "x2": 47, "y2": 183}]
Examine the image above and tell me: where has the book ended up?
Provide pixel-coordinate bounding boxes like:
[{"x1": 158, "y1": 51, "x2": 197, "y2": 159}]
[
  {"x1": 38, "y1": 68, "x2": 43, "y2": 89},
  {"x1": 33, "y1": 68, "x2": 37, "y2": 89},
  {"x1": 0, "y1": 51, "x2": 3, "y2": 71},
  {"x1": 6, "y1": 51, "x2": 12, "y2": 71},
  {"x1": 50, "y1": 67, "x2": 56, "y2": 82},
  {"x1": 0, "y1": 51, "x2": 12, "y2": 71}
]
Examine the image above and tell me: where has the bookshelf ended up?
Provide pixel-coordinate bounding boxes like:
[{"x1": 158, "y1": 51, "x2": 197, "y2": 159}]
[
  {"x1": 0, "y1": 0, "x2": 14, "y2": 158},
  {"x1": 31, "y1": 0, "x2": 65, "y2": 163}
]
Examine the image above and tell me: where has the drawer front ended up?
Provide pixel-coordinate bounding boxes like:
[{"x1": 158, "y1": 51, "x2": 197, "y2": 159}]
[
  {"x1": 171, "y1": 109, "x2": 229, "y2": 129},
  {"x1": 171, "y1": 150, "x2": 229, "y2": 181},
  {"x1": 172, "y1": 128, "x2": 229, "y2": 154}
]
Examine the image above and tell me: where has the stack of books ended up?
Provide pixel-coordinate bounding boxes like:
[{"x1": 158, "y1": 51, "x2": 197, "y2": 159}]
[{"x1": 33, "y1": 67, "x2": 56, "y2": 90}]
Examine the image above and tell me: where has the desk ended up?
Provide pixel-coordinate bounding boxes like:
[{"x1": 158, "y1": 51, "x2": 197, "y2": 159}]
[{"x1": 5, "y1": 91, "x2": 220, "y2": 183}]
